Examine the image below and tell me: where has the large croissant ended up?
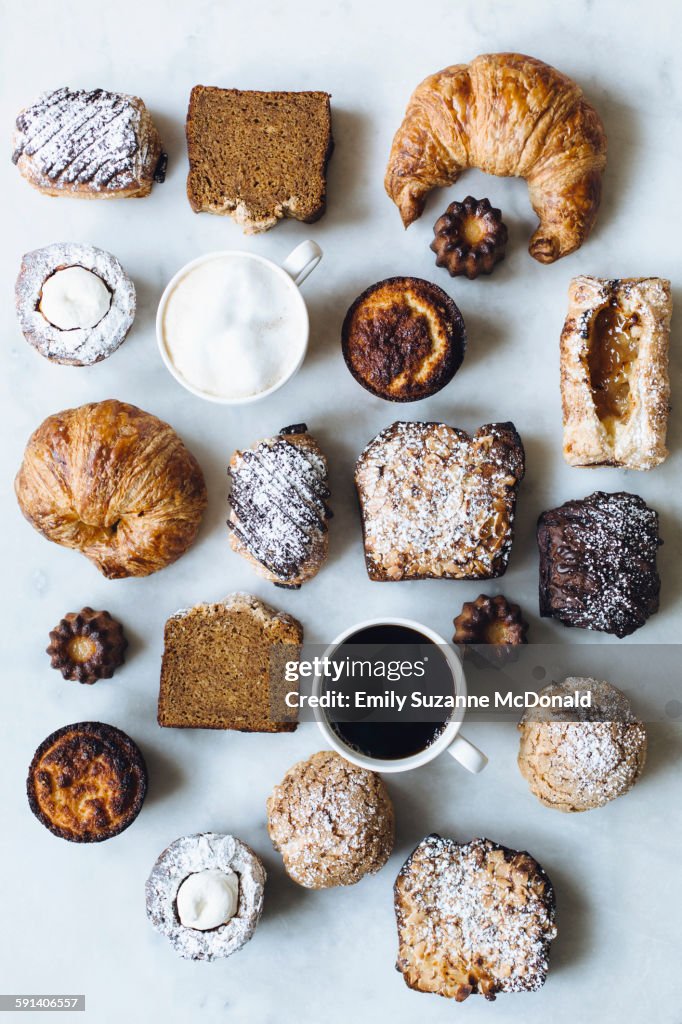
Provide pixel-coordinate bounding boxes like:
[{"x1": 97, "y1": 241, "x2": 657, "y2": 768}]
[
  {"x1": 15, "y1": 400, "x2": 208, "y2": 579},
  {"x1": 385, "y1": 53, "x2": 607, "y2": 263}
]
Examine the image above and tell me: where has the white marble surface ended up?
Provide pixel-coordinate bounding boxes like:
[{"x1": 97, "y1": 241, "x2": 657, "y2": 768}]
[{"x1": 1, "y1": 0, "x2": 681, "y2": 1021}]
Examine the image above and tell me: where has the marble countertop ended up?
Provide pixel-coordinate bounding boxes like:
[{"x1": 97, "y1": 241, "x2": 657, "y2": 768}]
[{"x1": 1, "y1": 0, "x2": 680, "y2": 1021}]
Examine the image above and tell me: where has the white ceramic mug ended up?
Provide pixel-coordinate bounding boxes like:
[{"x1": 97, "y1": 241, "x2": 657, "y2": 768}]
[
  {"x1": 313, "y1": 618, "x2": 488, "y2": 775},
  {"x1": 155, "y1": 240, "x2": 322, "y2": 404}
]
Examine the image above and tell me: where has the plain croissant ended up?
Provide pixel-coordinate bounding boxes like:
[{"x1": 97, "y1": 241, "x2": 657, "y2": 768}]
[
  {"x1": 15, "y1": 400, "x2": 207, "y2": 579},
  {"x1": 385, "y1": 53, "x2": 607, "y2": 264}
]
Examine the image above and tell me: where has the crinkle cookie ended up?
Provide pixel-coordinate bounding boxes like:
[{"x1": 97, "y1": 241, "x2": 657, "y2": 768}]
[
  {"x1": 518, "y1": 677, "x2": 647, "y2": 812},
  {"x1": 266, "y1": 750, "x2": 394, "y2": 888}
]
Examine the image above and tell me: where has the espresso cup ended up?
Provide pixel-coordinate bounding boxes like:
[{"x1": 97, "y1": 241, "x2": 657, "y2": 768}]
[
  {"x1": 156, "y1": 240, "x2": 322, "y2": 404},
  {"x1": 313, "y1": 618, "x2": 488, "y2": 775}
]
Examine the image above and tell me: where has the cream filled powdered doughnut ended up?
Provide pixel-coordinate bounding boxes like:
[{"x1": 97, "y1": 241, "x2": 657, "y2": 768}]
[{"x1": 15, "y1": 243, "x2": 136, "y2": 366}]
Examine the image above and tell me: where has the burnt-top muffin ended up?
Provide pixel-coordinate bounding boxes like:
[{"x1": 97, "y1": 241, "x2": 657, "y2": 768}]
[
  {"x1": 27, "y1": 721, "x2": 147, "y2": 842},
  {"x1": 342, "y1": 277, "x2": 466, "y2": 401}
]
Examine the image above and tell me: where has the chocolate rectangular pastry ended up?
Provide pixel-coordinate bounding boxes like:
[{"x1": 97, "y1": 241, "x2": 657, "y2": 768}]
[
  {"x1": 537, "y1": 491, "x2": 661, "y2": 637},
  {"x1": 561, "y1": 276, "x2": 671, "y2": 470},
  {"x1": 355, "y1": 421, "x2": 525, "y2": 581}
]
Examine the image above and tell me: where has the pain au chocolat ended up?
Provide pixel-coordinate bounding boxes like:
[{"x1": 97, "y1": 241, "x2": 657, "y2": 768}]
[
  {"x1": 12, "y1": 87, "x2": 166, "y2": 198},
  {"x1": 228, "y1": 424, "x2": 331, "y2": 588},
  {"x1": 561, "y1": 276, "x2": 671, "y2": 470}
]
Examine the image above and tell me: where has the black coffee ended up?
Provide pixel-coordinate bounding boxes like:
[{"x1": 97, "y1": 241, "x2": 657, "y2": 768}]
[{"x1": 327, "y1": 624, "x2": 452, "y2": 761}]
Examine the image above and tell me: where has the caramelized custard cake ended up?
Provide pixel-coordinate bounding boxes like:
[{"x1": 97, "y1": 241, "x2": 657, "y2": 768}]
[{"x1": 27, "y1": 722, "x2": 147, "y2": 842}]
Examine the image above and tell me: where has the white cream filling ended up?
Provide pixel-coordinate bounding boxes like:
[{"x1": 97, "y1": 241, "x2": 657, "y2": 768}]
[
  {"x1": 176, "y1": 869, "x2": 239, "y2": 931},
  {"x1": 39, "y1": 266, "x2": 112, "y2": 331}
]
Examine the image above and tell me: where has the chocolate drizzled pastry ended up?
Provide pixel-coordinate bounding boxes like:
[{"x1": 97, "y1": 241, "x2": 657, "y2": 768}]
[
  {"x1": 394, "y1": 835, "x2": 557, "y2": 1002},
  {"x1": 537, "y1": 491, "x2": 662, "y2": 637},
  {"x1": 228, "y1": 425, "x2": 332, "y2": 587},
  {"x1": 12, "y1": 87, "x2": 166, "y2": 198}
]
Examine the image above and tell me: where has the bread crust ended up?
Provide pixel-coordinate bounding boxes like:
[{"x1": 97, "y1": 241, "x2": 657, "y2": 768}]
[
  {"x1": 385, "y1": 53, "x2": 607, "y2": 263},
  {"x1": 561, "y1": 276, "x2": 671, "y2": 470},
  {"x1": 15, "y1": 400, "x2": 207, "y2": 579}
]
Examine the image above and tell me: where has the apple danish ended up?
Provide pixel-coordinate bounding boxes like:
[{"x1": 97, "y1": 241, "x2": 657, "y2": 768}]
[{"x1": 560, "y1": 277, "x2": 671, "y2": 470}]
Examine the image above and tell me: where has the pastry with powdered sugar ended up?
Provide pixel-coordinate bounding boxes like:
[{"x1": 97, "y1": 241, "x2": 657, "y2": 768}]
[
  {"x1": 267, "y1": 751, "x2": 394, "y2": 889},
  {"x1": 537, "y1": 490, "x2": 661, "y2": 637},
  {"x1": 394, "y1": 835, "x2": 557, "y2": 1002},
  {"x1": 145, "y1": 833, "x2": 265, "y2": 961},
  {"x1": 15, "y1": 243, "x2": 136, "y2": 365},
  {"x1": 12, "y1": 87, "x2": 166, "y2": 198},
  {"x1": 355, "y1": 420, "x2": 524, "y2": 581},
  {"x1": 518, "y1": 677, "x2": 647, "y2": 812},
  {"x1": 228, "y1": 424, "x2": 332, "y2": 588}
]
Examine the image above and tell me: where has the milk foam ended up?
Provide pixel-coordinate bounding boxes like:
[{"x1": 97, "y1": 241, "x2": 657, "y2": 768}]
[{"x1": 162, "y1": 255, "x2": 306, "y2": 400}]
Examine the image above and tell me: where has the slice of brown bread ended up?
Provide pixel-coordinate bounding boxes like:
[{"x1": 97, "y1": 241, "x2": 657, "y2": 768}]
[
  {"x1": 158, "y1": 593, "x2": 303, "y2": 732},
  {"x1": 186, "y1": 87, "x2": 333, "y2": 233}
]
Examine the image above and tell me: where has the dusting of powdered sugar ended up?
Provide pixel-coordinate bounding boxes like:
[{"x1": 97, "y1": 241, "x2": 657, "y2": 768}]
[
  {"x1": 15, "y1": 242, "x2": 135, "y2": 365},
  {"x1": 538, "y1": 491, "x2": 661, "y2": 637},
  {"x1": 145, "y1": 833, "x2": 265, "y2": 961},
  {"x1": 267, "y1": 751, "x2": 394, "y2": 888},
  {"x1": 395, "y1": 835, "x2": 557, "y2": 1000},
  {"x1": 229, "y1": 432, "x2": 331, "y2": 582},
  {"x1": 12, "y1": 87, "x2": 155, "y2": 192},
  {"x1": 519, "y1": 677, "x2": 647, "y2": 810},
  {"x1": 355, "y1": 421, "x2": 524, "y2": 580}
]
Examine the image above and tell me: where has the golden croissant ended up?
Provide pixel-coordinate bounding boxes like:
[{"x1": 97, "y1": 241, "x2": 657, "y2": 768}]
[
  {"x1": 15, "y1": 400, "x2": 207, "y2": 579},
  {"x1": 385, "y1": 53, "x2": 607, "y2": 263}
]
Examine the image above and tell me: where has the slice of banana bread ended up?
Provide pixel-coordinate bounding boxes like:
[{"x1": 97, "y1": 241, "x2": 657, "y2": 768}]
[
  {"x1": 158, "y1": 593, "x2": 303, "y2": 732},
  {"x1": 186, "y1": 87, "x2": 333, "y2": 233}
]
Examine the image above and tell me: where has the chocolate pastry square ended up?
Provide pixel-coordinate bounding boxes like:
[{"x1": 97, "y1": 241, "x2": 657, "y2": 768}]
[{"x1": 537, "y1": 491, "x2": 661, "y2": 637}]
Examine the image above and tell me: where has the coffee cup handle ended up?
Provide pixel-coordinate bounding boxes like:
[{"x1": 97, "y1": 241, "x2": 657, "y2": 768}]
[
  {"x1": 446, "y1": 733, "x2": 488, "y2": 774},
  {"x1": 282, "y1": 240, "x2": 323, "y2": 286}
]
